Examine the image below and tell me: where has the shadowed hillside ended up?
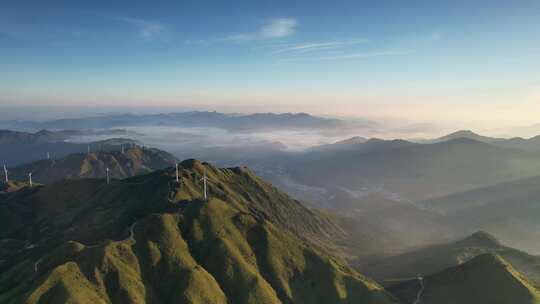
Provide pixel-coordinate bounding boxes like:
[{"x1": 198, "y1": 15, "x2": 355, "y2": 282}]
[
  {"x1": 361, "y1": 231, "x2": 540, "y2": 288},
  {"x1": 8, "y1": 145, "x2": 178, "y2": 184},
  {"x1": 286, "y1": 138, "x2": 540, "y2": 201},
  {"x1": 388, "y1": 254, "x2": 540, "y2": 304},
  {"x1": 420, "y1": 176, "x2": 540, "y2": 253},
  {"x1": 0, "y1": 160, "x2": 395, "y2": 304},
  {"x1": 0, "y1": 128, "x2": 139, "y2": 166}
]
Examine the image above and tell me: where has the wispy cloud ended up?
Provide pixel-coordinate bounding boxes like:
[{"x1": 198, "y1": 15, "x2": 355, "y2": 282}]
[
  {"x1": 282, "y1": 50, "x2": 414, "y2": 62},
  {"x1": 188, "y1": 18, "x2": 297, "y2": 45},
  {"x1": 260, "y1": 18, "x2": 297, "y2": 38},
  {"x1": 118, "y1": 17, "x2": 165, "y2": 40},
  {"x1": 318, "y1": 50, "x2": 415, "y2": 60},
  {"x1": 271, "y1": 39, "x2": 368, "y2": 54}
]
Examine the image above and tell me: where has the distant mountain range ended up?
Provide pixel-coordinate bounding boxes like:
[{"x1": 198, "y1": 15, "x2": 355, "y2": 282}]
[
  {"x1": 250, "y1": 132, "x2": 540, "y2": 259},
  {"x1": 286, "y1": 137, "x2": 540, "y2": 202},
  {"x1": 0, "y1": 129, "x2": 139, "y2": 166},
  {"x1": 419, "y1": 174, "x2": 540, "y2": 253},
  {"x1": 0, "y1": 129, "x2": 137, "y2": 144},
  {"x1": 422, "y1": 129, "x2": 540, "y2": 152},
  {"x1": 425, "y1": 130, "x2": 506, "y2": 144},
  {"x1": 8, "y1": 145, "x2": 177, "y2": 184},
  {"x1": 4, "y1": 111, "x2": 369, "y2": 132}
]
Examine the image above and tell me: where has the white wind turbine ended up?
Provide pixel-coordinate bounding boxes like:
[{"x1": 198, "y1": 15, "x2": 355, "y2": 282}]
[
  {"x1": 106, "y1": 167, "x2": 110, "y2": 184},
  {"x1": 200, "y1": 169, "x2": 209, "y2": 201},
  {"x1": 175, "y1": 163, "x2": 180, "y2": 183},
  {"x1": 3, "y1": 164, "x2": 8, "y2": 183},
  {"x1": 28, "y1": 172, "x2": 33, "y2": 187},
  {"x1": 46, "y1": 152, "x2": 50, "y2": 160}
]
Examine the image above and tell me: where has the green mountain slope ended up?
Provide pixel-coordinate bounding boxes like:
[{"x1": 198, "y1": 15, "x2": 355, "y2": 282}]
[
  {"x1": 8, "y1": 145, "x2": 177, "y2": 184},
  {"x1": 424, "y1": 254, "x2": 540, "y2": 304},
  {"x1": 389, "y1": 254, "x2": 540, "y2": 304},
  {"x1": 0, "y1": 160, "x2": 395, "y2": 304},
  {"x1": 361, "y1": 231, "x2": 540, "y2": 287}
]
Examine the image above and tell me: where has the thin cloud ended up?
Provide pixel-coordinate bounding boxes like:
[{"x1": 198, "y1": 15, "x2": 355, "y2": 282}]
[
  {"x1": 272, "y1": 39, "x2": 368, "y2": 54},
  {"x1": 318, "y1": 50, "x2": 415, "y2": 60},
  {"x1": 260, "y1": 18, "x2": 297, "y2": 38},
  {"x1": 189, "y1": 18, "x2": 297, "y2": 45},
  {"x1": 117, "y1": 17, "x2": 165, "y2": 40},
  {"x1": 282, "y1": 50, "x2": 414, "y2": 62}
]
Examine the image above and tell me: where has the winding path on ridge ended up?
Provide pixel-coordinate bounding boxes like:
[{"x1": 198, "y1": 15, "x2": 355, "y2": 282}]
[
  {"x1": 34, "y1": 174, "x2": 178, "y2": 274},
  {"x1": 34, "y1": 221, "x2": 139, "y2": 274}
]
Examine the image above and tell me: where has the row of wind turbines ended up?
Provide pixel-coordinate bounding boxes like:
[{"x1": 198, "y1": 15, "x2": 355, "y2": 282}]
[
  {"x1": 103, "y1": 162, "x2": 209, "y2": 201},
  {"x1": 2, "y1": 143, "x2": 132, "y2": 187},
  {"x1": 2, "y1": 164, "x2": 33, "y2": 186},
  {"x1": 3, "y1": 146, "x2": 211, "y2": 201}
]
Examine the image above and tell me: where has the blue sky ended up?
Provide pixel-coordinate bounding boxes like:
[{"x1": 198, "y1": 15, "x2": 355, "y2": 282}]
[{"x1": 1, "y1": 0, "x2": 539, "y2": 126}]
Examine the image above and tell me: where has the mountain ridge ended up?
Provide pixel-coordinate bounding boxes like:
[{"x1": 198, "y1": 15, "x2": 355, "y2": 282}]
[
  {"x1": 8, "y1": 145, "x2": 177, "y2": 184},
  {"x1": 0, "y1": 160, "x2": 396, "y2": 304},
  {"x1": 361, "y1": 231, "x2": 540, "y2": 288}
]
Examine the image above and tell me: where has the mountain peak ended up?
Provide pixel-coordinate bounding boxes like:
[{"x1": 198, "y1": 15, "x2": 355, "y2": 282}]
[
  {"x1": 413, "y1": 253, "x2": 540, "y2": 304},
  {"x1": 458, "y1": 231, "x2": 501, "y2": 247},
  {"x1": 179, "y1": 158, "x2": 207, "y2": 170},
  {"x1": 450, "y1": 130, "x2": 478, "y2": 136},
  {"x1": 432, "y1": 130, "x2": 504, "y2": 144}
]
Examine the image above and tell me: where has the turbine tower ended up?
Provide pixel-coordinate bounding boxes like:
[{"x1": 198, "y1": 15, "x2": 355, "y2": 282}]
[
  {"x1": 121, "y1": 144, "x2": 125, "y2": 154},
  {"x1": 28, "y1": 172, "x2": 33, "y2": 187},
  {"x1": 200, "y1": 169, "x2": 209, "y2": 201},
  {"x1": 106, "y1": 168, "x2": 110, "y2": 185},
  {"x1": 3, "y1": 164, "x2": 8, "y2": 183},
  {"x1": 46, "y1": 152, "x2": 50, "y2": 160},
  {"x1": 87, "y1": 145, "x2": 90, "y2": 154},
  {"x1": 175, "y1": 163, "x2": 179, "y2": 183}
]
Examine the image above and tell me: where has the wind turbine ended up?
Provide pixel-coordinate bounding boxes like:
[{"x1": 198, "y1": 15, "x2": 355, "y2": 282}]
[
  {"x1": 46, "y1": 152, "x2": 50, "y2": 160},
  {"x1": 200, "y1": 169, "x2": 209, "y2": 201},
  {"x1": 3, "y1": 164, "x2": 8, "y2": 183},
  {"x1": 106, "y1": 168, "x2": 110, "y2": 185},
  {"x1": 121, "y1": 144, "x2": 125, "y2": 154},
  {"x1": 28, "y1": 172, "x2": 33, "y2": 187},
  {"x1": 175, "y1": 163, "x2": 179, "y2": 183},
  {"x1": 87, "y1": 145, "x2": 90, "y2": 154}
]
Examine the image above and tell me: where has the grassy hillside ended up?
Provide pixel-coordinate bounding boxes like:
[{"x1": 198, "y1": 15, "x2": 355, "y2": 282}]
[
  {"x1": 424, "y1": 254, "x2": 540, "y2": 304},
  {"x1": 8, "y1": 145, "x2": 177, "y2": 184},
  {"x1": 389, "y1": 254, "x2": 540, "y2": 304},
  {"x1": 0, "y1": 160, "x2": 395, "y2": 304},
  {"x1": 361, "y1": 231, "x2": 540, "y2": 288}
]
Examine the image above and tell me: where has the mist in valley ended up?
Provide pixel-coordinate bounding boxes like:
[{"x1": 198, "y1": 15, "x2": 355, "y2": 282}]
[{"x1": 3, "y1": 110, "x2": 540, "y2": 257}]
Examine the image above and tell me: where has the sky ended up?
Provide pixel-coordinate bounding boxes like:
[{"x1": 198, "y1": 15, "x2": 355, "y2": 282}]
[{"x1": 1, "y1": 0, "x2": 540, "y2": 128}]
